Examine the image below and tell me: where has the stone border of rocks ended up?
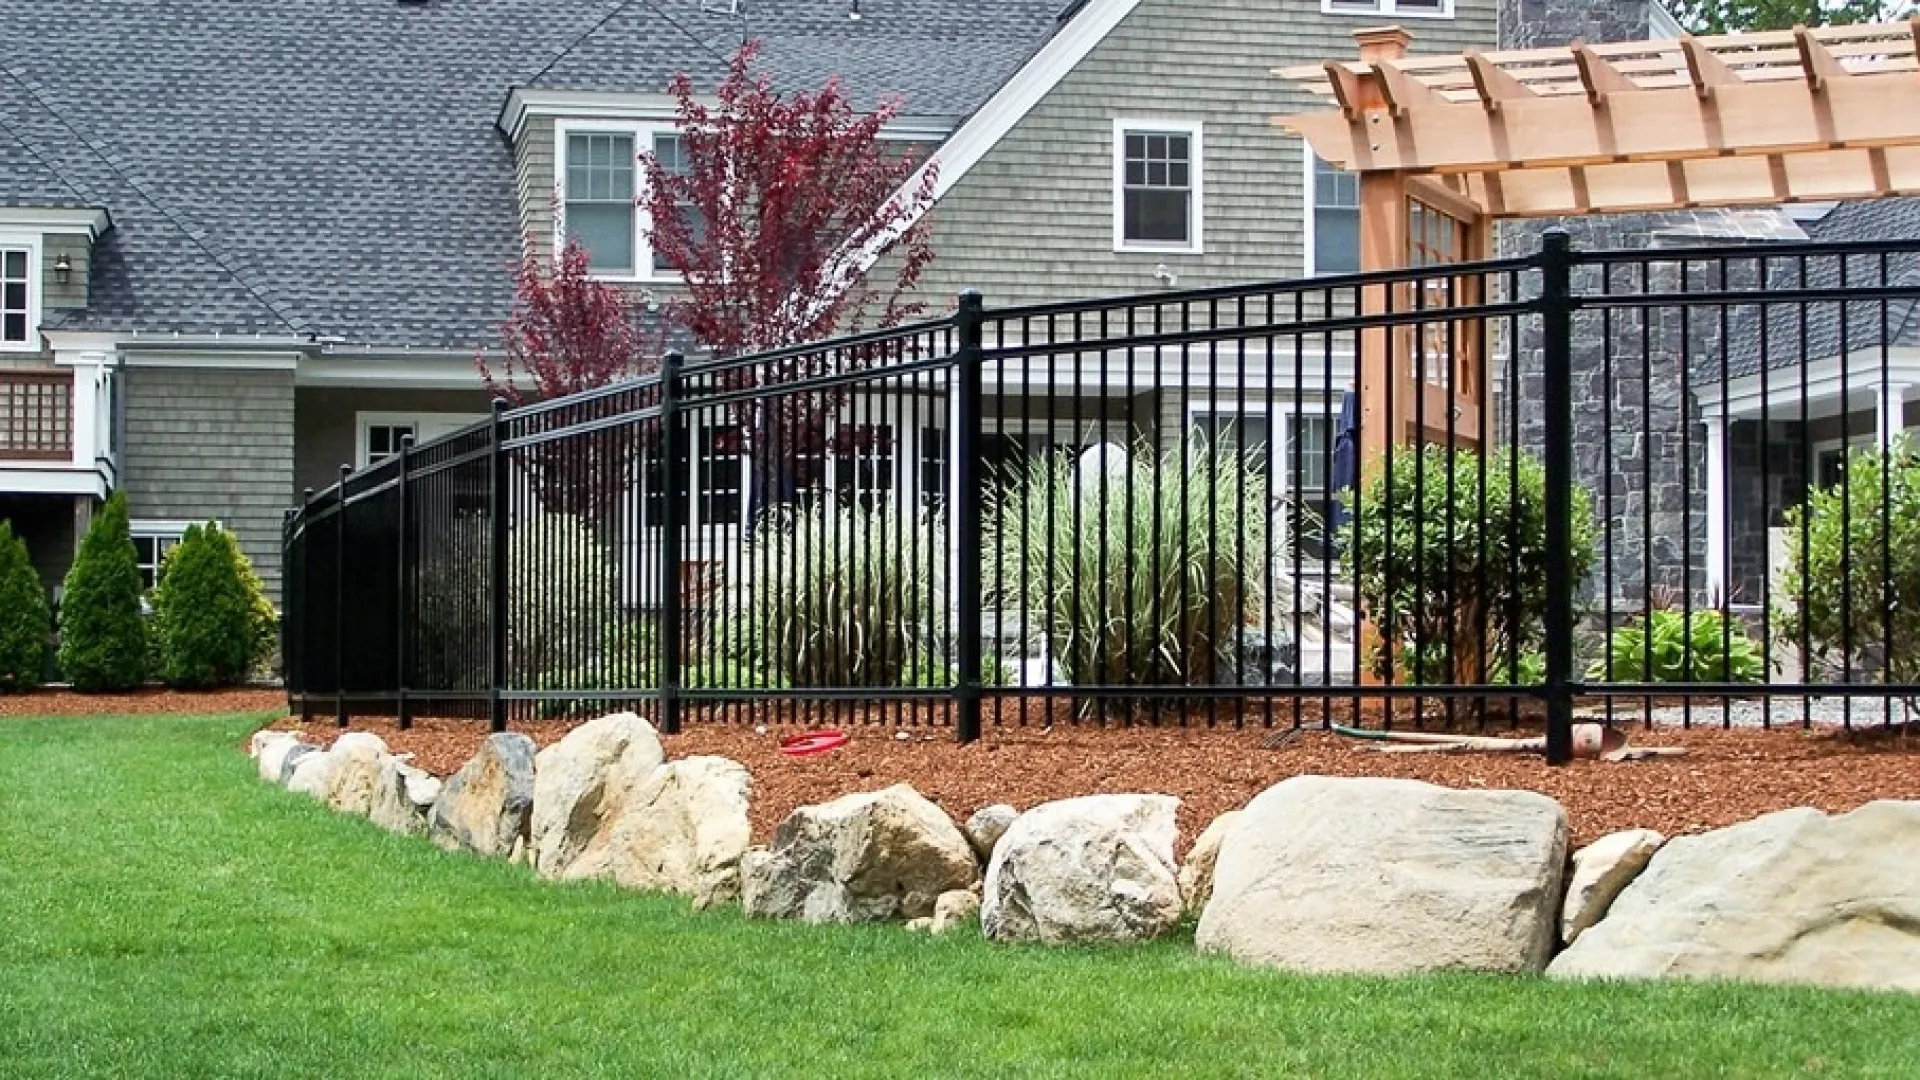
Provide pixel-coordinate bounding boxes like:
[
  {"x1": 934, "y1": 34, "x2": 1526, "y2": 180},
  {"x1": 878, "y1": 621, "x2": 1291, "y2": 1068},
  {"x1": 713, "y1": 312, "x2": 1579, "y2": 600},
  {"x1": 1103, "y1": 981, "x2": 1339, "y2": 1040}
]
[{"x1": 249, "y1": 715, "x2": 1920, "y2": 993}]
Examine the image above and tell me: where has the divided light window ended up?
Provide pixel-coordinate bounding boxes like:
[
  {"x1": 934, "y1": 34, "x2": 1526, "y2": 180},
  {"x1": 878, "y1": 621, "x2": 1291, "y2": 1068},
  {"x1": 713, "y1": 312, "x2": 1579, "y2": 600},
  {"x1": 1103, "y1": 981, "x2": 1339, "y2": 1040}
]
[
  {"x1": 130, "y1": 522, "x2": 197, "y2": 592},
  {"x1": 565, "y1": 132, "x2": 637, "y2": 275},
  {"x1": 2, "y1": 247, "x2": 31, "y2": 347},
  {"x1": 649, "y1": 132, "x2": 701, "y2": 273},
  {"x1": 365, "y1": 422, "x2": 416, "y2": 464},
  {"x1": 1115, "y1": 121, "x2": 1201, "y2": 252},
  {"x1": 1310, "y1": 154, "x2": 1360, "y2": 275}
]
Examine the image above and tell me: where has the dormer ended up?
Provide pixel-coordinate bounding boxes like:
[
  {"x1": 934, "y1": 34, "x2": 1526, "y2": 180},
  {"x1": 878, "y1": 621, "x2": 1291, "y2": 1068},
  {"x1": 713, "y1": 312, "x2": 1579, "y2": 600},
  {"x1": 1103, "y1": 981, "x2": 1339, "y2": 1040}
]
[{"x1": 0, "y1": 206, "x2": 111, "y2": 354}]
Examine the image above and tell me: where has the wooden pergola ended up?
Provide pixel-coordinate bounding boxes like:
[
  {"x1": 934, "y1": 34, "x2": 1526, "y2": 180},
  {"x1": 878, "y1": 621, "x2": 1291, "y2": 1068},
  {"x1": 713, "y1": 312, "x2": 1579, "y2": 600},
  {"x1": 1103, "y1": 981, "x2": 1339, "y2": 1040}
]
[{"x1": 1274, "y1": 20, "x2": 1920, "y2": 691}]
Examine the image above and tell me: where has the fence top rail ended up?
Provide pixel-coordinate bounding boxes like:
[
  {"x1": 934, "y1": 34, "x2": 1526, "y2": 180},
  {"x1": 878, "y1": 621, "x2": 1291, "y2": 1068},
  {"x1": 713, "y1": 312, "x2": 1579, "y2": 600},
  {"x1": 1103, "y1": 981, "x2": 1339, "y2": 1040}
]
[
  {"x1": 980, "y1": 255, "x2": 1539, "y2": 325},
  {"x1": 678, "y1": 315, "x2": 958, "y2": 379},
  {"x1": 500, "y1": 370, "x2": 665, "y2": 425},
  {"x1": 1570, "y1": 236, "x2": 1920, "y2": 267}
]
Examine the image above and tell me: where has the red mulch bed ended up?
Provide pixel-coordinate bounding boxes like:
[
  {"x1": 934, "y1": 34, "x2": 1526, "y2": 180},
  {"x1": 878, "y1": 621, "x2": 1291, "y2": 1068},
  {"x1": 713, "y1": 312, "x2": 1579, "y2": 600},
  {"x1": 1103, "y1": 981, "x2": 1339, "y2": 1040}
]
[
  {"x1": 266, "y1": 711, "x2": 1920, "y2": 852},
  {"x1": 3, "y1": 687, "x2": 287, "y2": 717}
]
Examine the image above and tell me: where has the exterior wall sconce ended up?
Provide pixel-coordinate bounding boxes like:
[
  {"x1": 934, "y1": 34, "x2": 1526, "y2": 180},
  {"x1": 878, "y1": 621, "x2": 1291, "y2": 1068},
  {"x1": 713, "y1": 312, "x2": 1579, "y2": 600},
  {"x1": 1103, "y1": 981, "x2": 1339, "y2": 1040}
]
[{"x1": 53, "y1": 253, "x2": 72, "y2": 285}]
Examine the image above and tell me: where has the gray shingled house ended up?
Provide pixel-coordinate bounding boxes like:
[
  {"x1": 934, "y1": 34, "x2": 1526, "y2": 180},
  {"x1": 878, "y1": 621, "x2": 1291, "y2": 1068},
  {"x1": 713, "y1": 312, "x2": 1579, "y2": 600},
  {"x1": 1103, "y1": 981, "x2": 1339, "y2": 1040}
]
[{"x1": 0, "y1": 0, "x2": 1502, "y2": 609}]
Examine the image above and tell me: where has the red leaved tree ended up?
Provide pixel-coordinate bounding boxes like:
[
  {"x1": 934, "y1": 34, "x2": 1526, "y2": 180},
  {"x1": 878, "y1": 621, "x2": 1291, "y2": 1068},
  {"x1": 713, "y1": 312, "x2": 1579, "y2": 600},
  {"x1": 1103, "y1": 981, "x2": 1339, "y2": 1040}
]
[
  {"x1": 479, "y1": 237, "x2": 658, "y2": 523},
  {"x1": 642, "y1": 40, "x2": 939, "y2": 513}
]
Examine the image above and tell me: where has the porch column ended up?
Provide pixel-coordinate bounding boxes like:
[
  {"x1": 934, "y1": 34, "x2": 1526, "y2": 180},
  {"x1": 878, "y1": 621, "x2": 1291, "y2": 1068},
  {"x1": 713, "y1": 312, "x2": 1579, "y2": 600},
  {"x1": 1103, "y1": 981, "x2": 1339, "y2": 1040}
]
[
  {"x1": 1877, "y1": 380, "x2": 1912, "y2": 450},
  {"x1": 1704, "y1": 411, "x2": 1728, "y2": 606}
]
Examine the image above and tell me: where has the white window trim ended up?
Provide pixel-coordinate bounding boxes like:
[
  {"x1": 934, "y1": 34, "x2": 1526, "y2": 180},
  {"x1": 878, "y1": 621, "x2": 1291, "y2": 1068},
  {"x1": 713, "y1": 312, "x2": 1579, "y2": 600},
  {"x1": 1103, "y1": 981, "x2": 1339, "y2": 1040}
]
[
  {"x1": 1320, "y1": 0, "x2": 1455, "y2": 19},
  {"x1": 1184, "y1": 399, "x2": 1336, "y2": 497},
  {"x1": 1302, "y1": 145, "x2": 1361, "y2": 278},
  {"x1": 129, "y1": 519, "x2": 207, "y2": 591},
  {"x1": 0, "y1": 231, "x2": 43, "y2": 353},
  {"x1": 553, "y1": 118, "x2": 684, "y2": 284},
  {"x1": 354, "y1": 411, "x2": 487, "y2": 468},
  {"x1": 1112, "y1": 118, "x2": 1204, "y2": 256}
]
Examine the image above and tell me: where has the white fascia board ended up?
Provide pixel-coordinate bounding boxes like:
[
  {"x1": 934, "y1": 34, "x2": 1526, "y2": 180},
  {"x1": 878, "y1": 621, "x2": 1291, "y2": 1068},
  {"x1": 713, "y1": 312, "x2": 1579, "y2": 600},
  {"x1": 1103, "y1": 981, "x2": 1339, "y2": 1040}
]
[
  {"x1": 499, "y1": 86, "x2": 955, "y2": 143},
  {"x1": 120, "y1": 350, "x2": 302, "y2": 370},
  {"x1": 1698, "y1": 348, "x2": 1920, "y2": 417},
  {"x1": 298, "y1": 353, "x2": 492, "y2": 390},
  {"x1": 41, "y1": 330, "x2": 123, "y2": 355},
  {"x1": 0, "y1": 206, "x2": 112, "y2": 239},
  {"x1": 0, "y1": 464, "x2": 112, "y2": 499}
]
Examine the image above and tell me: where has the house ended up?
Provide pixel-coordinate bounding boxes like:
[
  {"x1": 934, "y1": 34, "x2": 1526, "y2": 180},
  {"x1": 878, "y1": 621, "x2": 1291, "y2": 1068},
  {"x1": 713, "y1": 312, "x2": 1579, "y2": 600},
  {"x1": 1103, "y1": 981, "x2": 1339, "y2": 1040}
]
[{"x1": 0, "y1": 0, "x2": 1503, "y2": 619}]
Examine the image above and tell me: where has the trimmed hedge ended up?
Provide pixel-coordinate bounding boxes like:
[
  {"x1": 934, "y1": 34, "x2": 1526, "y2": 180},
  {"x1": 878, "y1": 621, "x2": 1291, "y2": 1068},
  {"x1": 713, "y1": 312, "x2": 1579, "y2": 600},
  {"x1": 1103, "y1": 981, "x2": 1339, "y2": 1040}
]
[
  {"x1": 152, "y1": 523, "x2": 274, "y2": 689},
  {"x1": 58, "y1": 491, "x2": 148, "y2": 692},
  {"x1": 0, "y1": 520, "x2": 49, "y2": 691}
]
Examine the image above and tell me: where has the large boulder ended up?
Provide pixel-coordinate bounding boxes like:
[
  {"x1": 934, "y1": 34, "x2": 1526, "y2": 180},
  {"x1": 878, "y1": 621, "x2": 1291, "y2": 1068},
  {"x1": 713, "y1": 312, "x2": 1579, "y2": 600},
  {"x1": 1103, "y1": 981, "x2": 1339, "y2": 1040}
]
[
  {"x1": 428, "y1": 733, "x2": 537, "y2": 858},
  {"x1": 254, "y1": 732, "x2": 309, "y2": 783},
  {"x1": 1550, "y1": 802, "x2": 1920, "y2": 992},
  {"x1": 606, "y1": 756, "x2": 753, "y2": 909},
  {"x1": 321, "y1": 733, "x2": 391, "y2": 816},
  {"x1": 1179, "y1": 809, "x2": 1243, "y2": 914},
  {"x1": 277, "y1": 744, "x2": 321, "y2": 786},
  {"x1": 981, "y1": 794, "x2": 1183, "y2": 944},
  {"x1": 285, "y1": 749, "x2": 337, "y2": 798},
  {"x1": 963, "y1": 805, "x2": 1018, "y2": 862},
  {"x1": 1560, "y1": 828, "x2": 1664, "y2": 945},
  {"x1": 1196, "y1": 776, "x2": 1567, "y2": 975},
  {"x1": 529, "y1": 713, "x2": 666, "y2": 880},
  {"x1": 369, "y1": 756, "x2": 441, "y2": 837},
  {"x1": 741, "y1": 784, "x2": 978, "y2": 923}
]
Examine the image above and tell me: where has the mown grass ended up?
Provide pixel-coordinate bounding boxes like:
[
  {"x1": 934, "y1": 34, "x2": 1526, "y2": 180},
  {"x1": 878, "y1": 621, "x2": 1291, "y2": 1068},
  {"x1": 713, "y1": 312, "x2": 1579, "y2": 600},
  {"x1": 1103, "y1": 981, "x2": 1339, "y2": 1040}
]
[{"x1": 2, "y1": 712, "x2": 1917, "y2": 1079}]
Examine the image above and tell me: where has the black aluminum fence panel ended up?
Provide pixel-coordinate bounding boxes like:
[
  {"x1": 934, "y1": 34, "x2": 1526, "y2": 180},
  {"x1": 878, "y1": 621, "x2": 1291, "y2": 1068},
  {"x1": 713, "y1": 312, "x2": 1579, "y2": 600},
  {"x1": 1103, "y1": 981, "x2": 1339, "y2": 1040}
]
[{"x1": 282, "y1": 232, "x2": 1919, "y2": 756}]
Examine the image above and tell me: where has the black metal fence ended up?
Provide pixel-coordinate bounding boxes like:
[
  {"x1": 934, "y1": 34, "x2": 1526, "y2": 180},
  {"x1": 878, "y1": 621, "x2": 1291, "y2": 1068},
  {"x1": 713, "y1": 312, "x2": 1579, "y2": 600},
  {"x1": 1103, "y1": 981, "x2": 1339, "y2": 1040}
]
[{"x1": 284, "y1": 231, "x2": 1920, "y2": 759}]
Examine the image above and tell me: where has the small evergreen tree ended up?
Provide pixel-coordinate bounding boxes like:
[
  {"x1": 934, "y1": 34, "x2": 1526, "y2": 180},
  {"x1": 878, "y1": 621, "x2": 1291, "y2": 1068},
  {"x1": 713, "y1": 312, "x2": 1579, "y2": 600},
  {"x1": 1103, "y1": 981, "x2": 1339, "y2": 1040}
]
[
  {"x1": 152, "y1": 523, "x2": 258, "y2": 689},
  {"x1": 59, "y1": 491, "x2": 148, "y2": 691},
  {"x1": 0, "y1": 520, "x2": 49, "y2": 691}
]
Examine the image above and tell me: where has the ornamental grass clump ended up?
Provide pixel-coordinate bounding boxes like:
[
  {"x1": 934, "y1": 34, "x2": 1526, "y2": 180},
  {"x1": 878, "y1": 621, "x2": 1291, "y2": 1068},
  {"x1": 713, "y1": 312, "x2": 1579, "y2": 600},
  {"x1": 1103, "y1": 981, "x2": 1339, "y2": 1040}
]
[
  {"x1": 1777, "y1": 437, "x2": 1920, "y2": 696},
  {"x1": 58, "y1": 490, "x2": 147, "y2": 692},
  {"x1": 0, "y1": 520, "x2": 49, "y2": 691},
  {"x1": 1351, "y1": 444, "x2": 1595, "y2": 684},
  {"x1": 985, "y1": 437, "x2": 1267, "y2": 693},
  {"x1": 731, "y1": 499, "x2": 947, "y2": 689}
]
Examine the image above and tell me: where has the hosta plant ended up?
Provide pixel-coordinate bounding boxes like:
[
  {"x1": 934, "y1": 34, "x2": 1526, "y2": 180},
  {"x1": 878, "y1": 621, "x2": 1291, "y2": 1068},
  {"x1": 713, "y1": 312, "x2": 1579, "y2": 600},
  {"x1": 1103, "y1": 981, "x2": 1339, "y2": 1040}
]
[{"x1": 1590, "y1": 608, "x2": 1766, "y2": 684}]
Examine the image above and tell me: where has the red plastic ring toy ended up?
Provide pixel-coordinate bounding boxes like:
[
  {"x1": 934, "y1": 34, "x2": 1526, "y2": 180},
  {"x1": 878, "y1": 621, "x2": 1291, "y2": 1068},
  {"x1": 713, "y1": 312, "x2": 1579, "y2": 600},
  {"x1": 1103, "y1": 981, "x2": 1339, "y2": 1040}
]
[{"x1": 779, "y1": 730, "x2": 849, "y2": 757}]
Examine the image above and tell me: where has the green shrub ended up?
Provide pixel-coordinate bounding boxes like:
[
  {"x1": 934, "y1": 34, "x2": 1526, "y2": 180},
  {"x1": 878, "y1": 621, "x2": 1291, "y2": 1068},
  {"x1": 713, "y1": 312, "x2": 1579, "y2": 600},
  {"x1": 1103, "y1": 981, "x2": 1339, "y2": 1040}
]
[
  {"x1": 1351, "y1": 444, "x2": 1595, "y2": 683},
  {"x1": 0, "y1": 521, "x2": 49, "y2": 691},
  {"x1": 731, "y1": 499, "x2": 947, "y2": 688},
  {"x1": 58, "y1": 491, "x2": 148, "y2": 692},
  {"x1": 1399, "y1": 643, "x2": 1544, "y2": 686},
  {"x1": 151, "y1": 524, "x2": 263, "y2": 689},
  {"x1": 985, "y1": 437, "x2": 1266, "y2": 690},
  {"x1": 1588, "y1": 608, "x2": 1765, "y2": 684},
  {"x1": 507, "y1": 511, "x2": 617, "y2": 687},
  {"x1": 1777, "y1": 438, "x2": 1920, "y2": 689}
]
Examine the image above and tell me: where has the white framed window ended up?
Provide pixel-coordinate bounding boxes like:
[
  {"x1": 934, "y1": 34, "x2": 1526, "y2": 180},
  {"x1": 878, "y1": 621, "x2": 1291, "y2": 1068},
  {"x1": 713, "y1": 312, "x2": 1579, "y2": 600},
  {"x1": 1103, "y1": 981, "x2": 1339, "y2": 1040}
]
[
  {"x1": 1188, "y1": 402, "x2": 1339, "y2": 554},
  {"x1": 1321, "y1": 0, "x2": 1453, "y2": 19},
  {"x1": 1811, "y1": 432, "x2": 1878, "y2": 492},
  {"x1": 0, "y1": 234, "x2": 41, "y2": 351},
  {"x1": 1304, "y1": 149, "x2": 1360, "y2": 276},
  {"x1": 1113, "y1": 119, "x2": 1203, "y2": 254},
  {"x1": 130, "y1": 520, "x2": 200, "y2": 592},
  {"x1": 555, "y1": 120, "x2": 689, "y2": 282},
  {"x1": 355, "y1": 412, "x2": 487, "y2": 468}
]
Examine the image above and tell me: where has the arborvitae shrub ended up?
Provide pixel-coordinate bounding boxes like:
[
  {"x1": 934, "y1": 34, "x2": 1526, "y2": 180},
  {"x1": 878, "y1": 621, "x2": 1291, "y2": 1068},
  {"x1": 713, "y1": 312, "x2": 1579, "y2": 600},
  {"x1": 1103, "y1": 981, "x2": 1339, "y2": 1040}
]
[
  {"x1": 0, "y1": 521, "x2": 49, "y2": 691},
  {"x1": 58, "y1": 491, "x2": 148, "y2": 691},
  {"x1": 153, "y1": 523, "x2": 259, "y2": 689}
]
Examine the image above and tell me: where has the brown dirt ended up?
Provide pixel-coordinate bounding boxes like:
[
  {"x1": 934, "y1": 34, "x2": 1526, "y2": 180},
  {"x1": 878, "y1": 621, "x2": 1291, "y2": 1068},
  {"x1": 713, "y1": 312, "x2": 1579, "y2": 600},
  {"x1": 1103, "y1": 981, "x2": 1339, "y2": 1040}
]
[
  {"x1": 267, "y1": 713, "x2": 1920, "y2": 852},
  {"x1": 2, "y1": 687, "x2": 287, "y2": 717}
]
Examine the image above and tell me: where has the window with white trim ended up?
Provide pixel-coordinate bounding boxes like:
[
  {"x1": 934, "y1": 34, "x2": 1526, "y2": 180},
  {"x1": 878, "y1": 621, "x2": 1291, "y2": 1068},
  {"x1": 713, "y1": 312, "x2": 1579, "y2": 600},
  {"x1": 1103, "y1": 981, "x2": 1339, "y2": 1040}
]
[
  {"x1": 355, "y1": 412, "x2": 485, "y2": 468},
  {"x1": 131, "y1": 521, "x2": 196, "y2": 592},
  {"x1": 1308, "y1": 153, "x2": 1360, "y2": 275},
  {"x1": 1, "y1": 243, "x2": 36, "y2": 349},
  {"x1": 364, "y1": 422, "x2": 416, "y2": 464},
  {"x1": 1114, "y1": 120, "x2": 1202, "y2": 253},
  {"x1": 1322, "y1": 0, "x2": 1453, "y2": 18},
  {"x1": 558, "y1": 122, "x2": 696, "y2": 281}
]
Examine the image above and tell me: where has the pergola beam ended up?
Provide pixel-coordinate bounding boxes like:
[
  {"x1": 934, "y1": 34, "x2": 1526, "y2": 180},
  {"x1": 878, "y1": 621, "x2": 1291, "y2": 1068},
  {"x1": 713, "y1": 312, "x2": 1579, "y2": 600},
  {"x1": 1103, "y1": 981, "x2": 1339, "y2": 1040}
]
[{"x1": 1463, "y1": 48, "x2": 1535, "y2": 110}]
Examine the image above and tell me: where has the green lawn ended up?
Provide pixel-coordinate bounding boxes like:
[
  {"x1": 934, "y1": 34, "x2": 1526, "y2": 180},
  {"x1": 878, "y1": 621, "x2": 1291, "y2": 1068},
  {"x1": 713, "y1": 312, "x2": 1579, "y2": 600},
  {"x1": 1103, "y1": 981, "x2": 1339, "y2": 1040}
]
[{"x1": 3, "y1": 715, "x2": 1917, "y2": 1080}]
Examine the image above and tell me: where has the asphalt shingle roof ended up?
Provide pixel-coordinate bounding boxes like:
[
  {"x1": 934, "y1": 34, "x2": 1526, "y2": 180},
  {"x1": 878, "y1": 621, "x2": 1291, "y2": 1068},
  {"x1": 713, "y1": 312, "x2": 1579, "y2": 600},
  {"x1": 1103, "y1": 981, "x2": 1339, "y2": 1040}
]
[
  {"x1": 1721, "y1": 199, "x2": 1920, "y2": 379},
  {"x1": 0, "y1": 0, "x2": 1062, "y2": 348}
]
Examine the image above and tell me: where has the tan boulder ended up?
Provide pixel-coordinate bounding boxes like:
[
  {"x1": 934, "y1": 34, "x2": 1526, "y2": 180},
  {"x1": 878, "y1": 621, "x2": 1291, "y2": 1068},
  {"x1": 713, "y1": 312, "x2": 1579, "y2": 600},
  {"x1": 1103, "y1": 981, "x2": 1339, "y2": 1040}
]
[
  {"x1": 1196, "y1": 776, "x2": 1567, "y2": 975},
  {"x1": 982, "y1": 794, "x2": 1182, "y2": 944},
  {"x1": 428, "y1": 733, "x2": 537, "y2": 858},
  {"x1": 1550, "y1": 802, "x2": 1920, "y2": 992},
  {"x1": 1560, "y1": 828, "x2": 1664, "y2": 945},
  {"x1": 1179, "y1": 809, "x2": 1243, "y2": 914},
  {"x1": 741, "y1": 784, "x2": 978, "y2": 923},
  {"x1": 321, "y1": 733, "x2": 391, "y2": 816},
  {"x1": 529, "y1": 713, "x2": 665, "y2": 879},
  {"x1": 368, "y1": 756, "x2": 439, "y2": 837},
  {"x1": 930, "y1": 889, "x2": 981, "y2": 936},
  {"x1": 606, "y1": 756, "x2": 753, "y2": 909}
]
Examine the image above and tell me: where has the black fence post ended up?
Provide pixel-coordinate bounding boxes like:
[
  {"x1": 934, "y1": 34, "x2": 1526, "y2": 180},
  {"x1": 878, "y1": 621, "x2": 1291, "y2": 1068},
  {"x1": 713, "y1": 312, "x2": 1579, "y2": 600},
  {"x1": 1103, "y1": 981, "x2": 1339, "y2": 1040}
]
[
  {"x1": 335, "y1": 463, "x2": 350, "y2": 729},
  {"x1": 488, "y1": 398, "x2": 509, "y2": 734},
  {"x1": 281, "y1": 505, "x2": 297, "y2": 718},
  {"x1": 395, "y1": 433, "x2": 413, "y2": 731},
  {"x1": 658, "y1": 351, "x2": 686, "y2": 736},
  {"x1": 298, "y1": 487, "x2": 313, "y2": 723},
  {"x1": 1539, "y1": 230, "x2": 1577, "y2": 766},
  {"x1": 954, "y1": 291, "x2": 986, "y2": 745}
]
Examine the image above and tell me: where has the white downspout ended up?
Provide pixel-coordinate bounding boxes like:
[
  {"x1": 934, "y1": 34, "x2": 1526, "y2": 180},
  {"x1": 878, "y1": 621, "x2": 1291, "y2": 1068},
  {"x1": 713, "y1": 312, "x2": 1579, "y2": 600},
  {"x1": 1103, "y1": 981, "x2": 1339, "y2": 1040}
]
[{"x1": 1704, "y1": 411, "x2": 1728, "y2": 608}]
